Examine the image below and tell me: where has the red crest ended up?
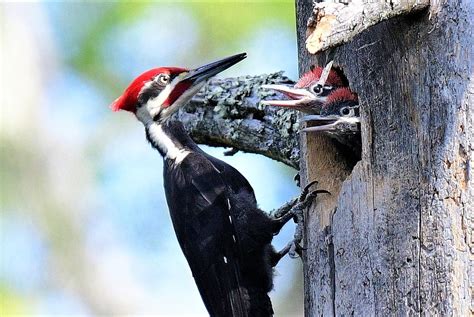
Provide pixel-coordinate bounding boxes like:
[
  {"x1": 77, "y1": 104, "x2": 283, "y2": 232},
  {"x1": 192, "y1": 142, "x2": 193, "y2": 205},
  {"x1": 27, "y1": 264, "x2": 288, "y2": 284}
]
[
  {"x1": 110, "y1": 67, "x2": 187, "y2": 112},
  {"x1": 295, "y1": 66, "x2": 344, "y2": 89},
  {"x1": 326, "y1": 87, "x2": 358, "y2": 105}
]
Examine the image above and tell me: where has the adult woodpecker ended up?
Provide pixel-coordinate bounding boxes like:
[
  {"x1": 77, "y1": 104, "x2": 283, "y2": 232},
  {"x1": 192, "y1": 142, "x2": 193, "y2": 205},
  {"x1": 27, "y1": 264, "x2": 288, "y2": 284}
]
[
  {"x1": 111, "y1": 53, "x2": 312, "y2": 317},
  {"x1": 261, "y1": 62, "x2": 360, "y2": 153}
]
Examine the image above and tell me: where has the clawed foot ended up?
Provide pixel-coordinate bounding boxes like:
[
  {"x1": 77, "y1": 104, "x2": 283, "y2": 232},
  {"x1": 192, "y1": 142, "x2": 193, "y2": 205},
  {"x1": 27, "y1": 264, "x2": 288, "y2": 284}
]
[
  {"x1": 270, "y1": 180, "x2": 329, "y2": 264},
  {"x1": 271, "y1": 237, "x2": 306, "y2": 266},
  {"x1": 281, "y1": 180, "x2": 330, "y2": 258}
]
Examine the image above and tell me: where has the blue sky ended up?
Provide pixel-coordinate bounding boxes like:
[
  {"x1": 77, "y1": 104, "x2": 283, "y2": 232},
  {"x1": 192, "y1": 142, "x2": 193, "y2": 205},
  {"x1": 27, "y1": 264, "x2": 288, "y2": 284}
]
[{"x1": 1, "y1": 2, "x2": 302, "y2": 315}]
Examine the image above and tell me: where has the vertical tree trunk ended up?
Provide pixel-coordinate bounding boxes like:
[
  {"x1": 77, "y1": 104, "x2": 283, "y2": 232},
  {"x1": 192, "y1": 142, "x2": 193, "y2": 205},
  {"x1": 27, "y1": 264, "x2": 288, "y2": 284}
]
[{"x1": 297, "y1": 1, "x2": 473, "y2": 316}]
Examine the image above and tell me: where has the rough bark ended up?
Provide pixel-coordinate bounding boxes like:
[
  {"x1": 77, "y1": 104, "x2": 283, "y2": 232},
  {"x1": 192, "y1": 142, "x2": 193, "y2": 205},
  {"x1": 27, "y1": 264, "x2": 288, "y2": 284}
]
[
  {"x1": 173, "y1": 73, "x2": 300, "y2": 169},
  {"x1": 306, "y1": 0, "x2": 429, "y2": 54},
  {"x1": 298, "y1": 1, "x2": 473, "y2": 316}
]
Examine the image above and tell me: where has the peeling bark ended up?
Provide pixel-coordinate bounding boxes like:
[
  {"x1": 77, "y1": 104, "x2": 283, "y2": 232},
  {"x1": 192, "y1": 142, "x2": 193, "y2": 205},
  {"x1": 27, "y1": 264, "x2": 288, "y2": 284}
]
[
  {"x1": 173, "y1": 73, "x2": 300, "y2": 169},
  {"x1": 306, "y1": 0, "x2": 429, "y2": 54}
]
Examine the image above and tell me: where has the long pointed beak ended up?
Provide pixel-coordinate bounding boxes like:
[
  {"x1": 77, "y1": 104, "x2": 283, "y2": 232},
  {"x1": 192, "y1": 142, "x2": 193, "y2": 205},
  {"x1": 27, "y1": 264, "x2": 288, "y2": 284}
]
[
  {"x1": 261, "y1": 84, "x2": 327, "y2": 111},
  {"x1": 159, "y1": 53, "x2": 246, "y2": 114},
  {"x1": 301, "y1": 115, "x2": 360, "y2": 133},
  {"x1": 182, "y1": 53, "x2": 247, "y2": 84}
]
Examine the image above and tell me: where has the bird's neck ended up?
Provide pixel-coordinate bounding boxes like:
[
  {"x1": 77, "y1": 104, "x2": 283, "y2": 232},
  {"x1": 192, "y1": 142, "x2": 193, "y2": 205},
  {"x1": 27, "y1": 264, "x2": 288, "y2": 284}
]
[{"x1": 145, "y1": 121, "x2": 199, "y2": 162}]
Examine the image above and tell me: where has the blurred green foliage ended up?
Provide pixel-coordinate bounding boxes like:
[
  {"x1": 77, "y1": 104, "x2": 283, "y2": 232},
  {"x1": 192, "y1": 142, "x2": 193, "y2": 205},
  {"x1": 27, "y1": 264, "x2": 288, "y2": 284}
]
[
  {"x1": 1, "y1": 1, "x2": 300, "y2": 315},
  {"x1": 62, "y1": 1, "x2": 295, "y2": 92},
  {"x1": 0, "y1": 286, "x2": 31, "y2": 316},
  {"x1": 67, "y1": 2, "x2": 150, "y2": 83}
]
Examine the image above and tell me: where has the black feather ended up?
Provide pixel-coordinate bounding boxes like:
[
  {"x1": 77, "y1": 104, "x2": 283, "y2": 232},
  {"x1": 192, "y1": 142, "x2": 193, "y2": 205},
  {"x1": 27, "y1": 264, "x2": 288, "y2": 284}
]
[{"x1": 157, "y1": 122, "x2": 276, "y2": 317}]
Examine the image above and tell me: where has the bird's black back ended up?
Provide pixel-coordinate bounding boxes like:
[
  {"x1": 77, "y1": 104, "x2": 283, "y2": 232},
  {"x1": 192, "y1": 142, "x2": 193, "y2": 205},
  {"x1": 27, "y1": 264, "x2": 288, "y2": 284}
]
[{"x1": 160, "y1": 122, "x2": 275, "y2": 316}]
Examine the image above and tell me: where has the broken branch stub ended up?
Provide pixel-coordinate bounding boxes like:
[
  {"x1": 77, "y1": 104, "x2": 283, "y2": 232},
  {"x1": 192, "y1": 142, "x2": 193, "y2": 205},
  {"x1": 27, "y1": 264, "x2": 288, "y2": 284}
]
[{"x1": 306, "y1": 0, "x2": 430, "y2": 54}]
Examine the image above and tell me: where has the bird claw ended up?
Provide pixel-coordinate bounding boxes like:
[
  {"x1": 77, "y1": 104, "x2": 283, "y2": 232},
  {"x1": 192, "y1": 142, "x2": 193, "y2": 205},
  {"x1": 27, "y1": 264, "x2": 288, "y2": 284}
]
[
  {"x1": 286, "y1": 180, "x2": 330, "y2": 258},
  {"x1": 271, "y1": 181, "x2": 329, "y2": 261},
  {"x1": 288, "y1": 241, "x2": 303, "y2": 258},
  {"x1": 289, "y1": 246, "x2": 299, "y2": 258},
  {"x1": 300, "y1": 180, "x2": 330, "y2": 202}
]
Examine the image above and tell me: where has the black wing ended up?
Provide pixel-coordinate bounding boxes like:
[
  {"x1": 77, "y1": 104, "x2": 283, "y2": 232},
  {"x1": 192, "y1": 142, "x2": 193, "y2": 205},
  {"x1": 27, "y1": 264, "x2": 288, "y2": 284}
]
[
  {"x1": 205, "y1": 154, "x2": 257, "y2": 205},
  {"x1": 163, "y1": 152, "x2": 250, "y2": 317}
]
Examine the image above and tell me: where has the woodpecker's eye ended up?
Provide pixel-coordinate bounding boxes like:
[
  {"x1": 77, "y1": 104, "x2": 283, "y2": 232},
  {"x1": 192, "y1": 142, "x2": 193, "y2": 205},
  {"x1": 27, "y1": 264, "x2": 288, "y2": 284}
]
[
  {"x1": 340, "y1": 107, "x2": 353, "y2": 116},
  {"x1": 157, "y1": 74, "x2": 170, "y2": 85},
  {"x1": 311, "y1": 84, "x2": 333, "y2": 95},
  {"x1": 312, "y1": 84, "x2": 323, "y2": 95}
]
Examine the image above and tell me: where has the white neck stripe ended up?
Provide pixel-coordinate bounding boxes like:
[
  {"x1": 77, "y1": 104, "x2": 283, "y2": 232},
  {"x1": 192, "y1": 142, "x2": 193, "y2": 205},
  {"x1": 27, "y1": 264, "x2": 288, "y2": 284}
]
[{"x1": 147, "y1": 123, "x2": 190, "y2": 163}]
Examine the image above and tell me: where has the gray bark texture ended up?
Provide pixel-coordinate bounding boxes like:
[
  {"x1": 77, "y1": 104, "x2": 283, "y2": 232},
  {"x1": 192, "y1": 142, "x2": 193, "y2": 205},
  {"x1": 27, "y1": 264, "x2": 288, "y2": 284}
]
[
  {"x1": 174, "y1": 73, "x2": 300, "y2": 169},
  {"x1": 306, "y1": 0, "x2": 429, "y2": 53},
  {"x1": 297, "y1": 0, "x2": 473, "y2": 316}
]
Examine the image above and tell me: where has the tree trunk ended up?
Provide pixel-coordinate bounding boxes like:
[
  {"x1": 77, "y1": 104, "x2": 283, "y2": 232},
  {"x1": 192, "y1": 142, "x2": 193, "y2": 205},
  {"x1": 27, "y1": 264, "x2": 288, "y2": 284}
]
[{"x1": 296, "y1": 1, "x2": 473, "y2": 316}]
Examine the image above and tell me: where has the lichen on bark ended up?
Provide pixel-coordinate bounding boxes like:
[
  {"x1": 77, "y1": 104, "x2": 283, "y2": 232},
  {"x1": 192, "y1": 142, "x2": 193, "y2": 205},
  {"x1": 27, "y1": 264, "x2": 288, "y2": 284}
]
[{"x1": 171, "y1": 72, "x2": 301, "y2": 169}]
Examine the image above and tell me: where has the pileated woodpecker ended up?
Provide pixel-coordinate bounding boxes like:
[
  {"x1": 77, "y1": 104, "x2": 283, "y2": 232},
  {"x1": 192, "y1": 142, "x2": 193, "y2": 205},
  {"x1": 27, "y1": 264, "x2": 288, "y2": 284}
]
[
  {"x1": 262, "y1": 62, "x2": 360, "y2": 154},
  {"x1": 111, "y1": 53, "x2": 315, "y2": 317},
  {"x1": 300, "y1": 87, "x2": 360, "y2": 147},
  {"x1": 261, "y1": 61, "x2": 346, "y2": 113}
]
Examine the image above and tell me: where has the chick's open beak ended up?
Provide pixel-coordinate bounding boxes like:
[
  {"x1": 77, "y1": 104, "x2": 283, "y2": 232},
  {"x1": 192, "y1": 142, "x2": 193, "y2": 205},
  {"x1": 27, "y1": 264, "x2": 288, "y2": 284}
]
[
  {"x1": 261, "y1": 61, "x2": 334, "y2": 111},
  {"x1": 301, "y1": 115, "x2": 360, "y2": 133},
  {"x1": 260, "y1": 84, "x2": 329, "y2": 111}
]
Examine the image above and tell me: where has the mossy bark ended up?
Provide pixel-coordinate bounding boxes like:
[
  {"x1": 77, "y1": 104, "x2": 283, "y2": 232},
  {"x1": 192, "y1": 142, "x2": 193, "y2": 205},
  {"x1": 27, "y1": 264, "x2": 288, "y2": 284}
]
[{"x1": 175, "y1": 73, "x2": 300, "y2": 169}]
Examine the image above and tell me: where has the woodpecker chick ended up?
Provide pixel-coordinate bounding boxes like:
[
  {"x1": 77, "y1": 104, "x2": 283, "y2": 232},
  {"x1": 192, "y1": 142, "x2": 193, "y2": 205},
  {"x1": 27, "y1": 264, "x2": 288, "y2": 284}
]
[
  {"x1": 302, "y1": 87, "x2": 359, "y2": 134},
  {"x1": 261, "y1": 61, "x2": 345, "y2": 113},
  {"x1": 111, "y1": 53, "x2": 301, "y2": 317},
  {"x1": 262, "y1": 63, "x2": 360, "y2": 152},
  {"x1": 302, "y1": 87, "x2": 360, "y2": 153}
]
